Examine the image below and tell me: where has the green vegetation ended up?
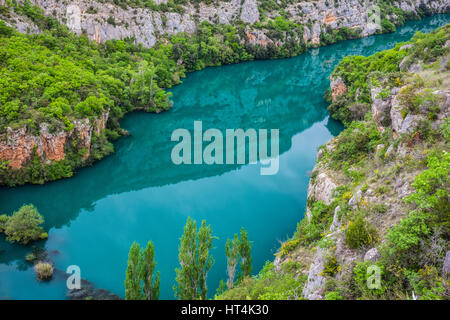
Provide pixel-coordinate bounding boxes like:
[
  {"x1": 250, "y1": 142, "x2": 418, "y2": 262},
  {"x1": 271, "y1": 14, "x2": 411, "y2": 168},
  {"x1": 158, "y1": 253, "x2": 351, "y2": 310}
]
[
  {"x1": 225, "y1": 234, "x2": 240, "y2": 290},
  {"x1": 295, "y1": 201, "x2": 334, "y2": 246},
  {"x1": 125, "y1": 241, "x2": 160, "y2": 300},
  {"x1": 224, "y1": 227, "x2": 253, "y2": 289},
  {"x1": 239, "y1": 227, "x2": 253, "y2": 279},
  {"x1": 0, "y1": 0, "x2": 437, "y2": 186},
  {"x1": 174, "y1": 217, "x2": 215, "y2": 300},
  {"x1": 0, "y1": 204, "x2": 47, "y2": 245},
  {"x1": 329, "y1": 116, "x2": 382, "y2": 169}
]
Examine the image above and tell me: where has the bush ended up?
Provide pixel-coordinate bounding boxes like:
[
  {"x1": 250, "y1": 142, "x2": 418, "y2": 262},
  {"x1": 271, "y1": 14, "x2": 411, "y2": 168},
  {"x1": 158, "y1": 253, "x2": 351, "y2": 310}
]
[
  {"x1": 330, "y1": 118, "x2": 381, "y2": 169},
  {"x1": 0, "y1": 214, "x2": 8, "y2": 232},
  {"x1": 345, "y1": 215, "x2": 378, "y2": 250},
  {"x1": 322, "y1": 256, "x2": 339, "y2": 277},
  {"x1": 405, "y1": 152, "x2": 450, "y2": 233},
  {"x1": 216, "y1": 261, "x2": 307, "y2": 300},
  {"x1": 381, "y1": 19, "x2": 396, "y2": 33},
  {"x1": 325, "y1": 291, "x2": 343, "y2": 300},
  {"x1": 34, "y1": 262, "x2": 53, "y2": 280},
  {"x1": 2, "y1": 204, "x2": 47, "y2": 245},
  {"x1": 295, "y1": 201, "x2": 334, "y2": 245},
  {"x1": 352, "y1": 261, "x2": 387, "y2": 298}
]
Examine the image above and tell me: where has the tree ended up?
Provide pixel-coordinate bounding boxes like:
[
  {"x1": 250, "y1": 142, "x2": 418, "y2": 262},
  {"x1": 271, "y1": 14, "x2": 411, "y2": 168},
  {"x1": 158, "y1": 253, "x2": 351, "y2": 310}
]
[
  {"x1": 125, "y1": 241, "x2": 160, "y2": 300},
  {"x1": 3, "y1": 204, "x2": 47, "y2": 245},
  {"x1": 125, "y1": 242, "x2": 142, "y2": 300},
  {"x1": 239, "y1": 227, "x2": 252, "y2": 278},
  {"x1": 174, "y1": 217, "x2": 215, "y2": 300},
  {"x1": 142, "y1": 241, "x2": 160, "y2": 300},
  {"x1": 225, "y1": 234, "x2": 240, "y2": 289}
]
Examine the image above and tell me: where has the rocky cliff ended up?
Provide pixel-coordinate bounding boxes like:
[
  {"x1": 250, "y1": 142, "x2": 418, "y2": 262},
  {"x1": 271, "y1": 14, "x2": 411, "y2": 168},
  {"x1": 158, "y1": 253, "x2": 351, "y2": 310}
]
[
  {"x1": 2, "y1": 0, "x2": 449, "y2": 48},
  {"x1": 299, "y1": 26, "x2": 449, "y2": 300}
]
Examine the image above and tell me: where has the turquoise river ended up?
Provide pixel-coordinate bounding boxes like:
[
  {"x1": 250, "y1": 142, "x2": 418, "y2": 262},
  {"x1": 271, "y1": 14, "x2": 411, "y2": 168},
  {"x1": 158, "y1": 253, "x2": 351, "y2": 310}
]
[{"x1": 0, "y1": 15, "x2": 449, "y2": 299}]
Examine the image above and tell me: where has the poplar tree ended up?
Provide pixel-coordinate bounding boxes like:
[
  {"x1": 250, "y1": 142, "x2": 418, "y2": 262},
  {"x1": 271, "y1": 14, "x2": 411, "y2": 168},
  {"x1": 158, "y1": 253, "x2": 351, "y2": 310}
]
[
  {"x1": 174, "y1": 217, "x2": 215, "y2": 300},
  {"x1": 239, "y1": 227, "x2": 252, "y2": 278},
  {"x1": 142, "y1": 241, "x2": 160, "y2": 300},
  {"x1": 225, "y1": 234, "x2": 240, "y2": 289},
  {"x1": 125, "y1": 241, "x2": 160, "y2": 300}
]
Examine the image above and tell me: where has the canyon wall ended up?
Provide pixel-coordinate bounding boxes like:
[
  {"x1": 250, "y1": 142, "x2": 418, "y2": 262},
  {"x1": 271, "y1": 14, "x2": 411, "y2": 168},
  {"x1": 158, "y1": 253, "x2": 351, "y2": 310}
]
[{"x1": 11, "y1": 0, "x2": 448, "y2": 48}]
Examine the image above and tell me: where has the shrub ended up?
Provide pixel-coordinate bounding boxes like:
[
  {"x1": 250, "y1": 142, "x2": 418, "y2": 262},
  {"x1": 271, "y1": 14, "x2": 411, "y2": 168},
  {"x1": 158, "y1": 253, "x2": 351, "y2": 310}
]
[
  {"x1": 2, "y1": 204, "x2": 47, "y2": 245},
  {"x1": 322, "y1": 256, "x2": 339, "y2": 277},
  {"x1": 405, "y1": 152, "x2": 450, "y2": 231},
  {"x1": 406, "y1": 266, "x2": 446, "y2": 300},
  {"x1": 34, "y1": 262, "x2": 53, "y2": 281},
  {"x1": 325, "y1": 291, "x2": 343, "y2": 300},
  {"x1": 381, "y1": 19, "x2": 396, "y2": 33},
  {"x1": 383, "y1": 210, "x2": 432, "y2": 267},
  {"x1": 330, "y1": 118, "x2": 381, "y2": 169},
  {"x1": 295, "y1": 201, "x2": 333, "y2": 245},
  {"x1": 345, "y1": 215, "x2": 378, "y2": 249},
  {"x1": 216, "y1": 262, "x2": 307, "y2": 300},
  {"x1": 352, "y1": 261, "x2": 387, "y2": 298}
]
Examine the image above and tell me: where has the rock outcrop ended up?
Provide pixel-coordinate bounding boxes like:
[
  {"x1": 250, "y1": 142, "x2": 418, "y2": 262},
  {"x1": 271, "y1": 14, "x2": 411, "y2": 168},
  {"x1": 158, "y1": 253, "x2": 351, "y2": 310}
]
[
  {"x1": 302, "y1": 247, "x2": 326, "y2": 300},
  {"x1": 307, "y1": 171, "x2": 337, "y2": 205},
  {"x1": 0, "y1": 111, "x2": 109, "y2": 169},
  {"x1": 67, "y1": 279, "x2": 122, "y2": 300}
]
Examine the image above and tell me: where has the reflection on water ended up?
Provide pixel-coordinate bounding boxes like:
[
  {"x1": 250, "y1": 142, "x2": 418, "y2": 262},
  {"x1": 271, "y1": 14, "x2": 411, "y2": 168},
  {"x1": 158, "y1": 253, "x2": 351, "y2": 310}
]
[{"x1": 0, "y1": 14, "x2": 449, "y2": 300}]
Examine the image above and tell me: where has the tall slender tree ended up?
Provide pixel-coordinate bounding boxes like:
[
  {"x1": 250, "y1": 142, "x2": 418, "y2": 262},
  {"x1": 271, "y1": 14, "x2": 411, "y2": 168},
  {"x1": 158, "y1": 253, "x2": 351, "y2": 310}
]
[
  {"x1": 174, "y1": 217, "x2": 215, "y2": 300},
  {"x1": 239, "y1": 227, "x2": 252, "y2": 278},
  {"x1": 142, "y1": 241, "x2": 160, "y2": 300},
  {"x1": 225, "y1": 234, "x2": 240, "y2": 289}
]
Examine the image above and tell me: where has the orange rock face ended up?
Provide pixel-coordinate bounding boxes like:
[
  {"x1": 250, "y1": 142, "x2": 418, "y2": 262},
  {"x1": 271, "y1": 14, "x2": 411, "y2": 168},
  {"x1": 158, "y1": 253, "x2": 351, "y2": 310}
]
[
  {"x1": 0, "y1": 111, "x2": 109, "y2": 170},
  {"x1": 330, "y1": 77, "x2": 348, "y2": 102}
]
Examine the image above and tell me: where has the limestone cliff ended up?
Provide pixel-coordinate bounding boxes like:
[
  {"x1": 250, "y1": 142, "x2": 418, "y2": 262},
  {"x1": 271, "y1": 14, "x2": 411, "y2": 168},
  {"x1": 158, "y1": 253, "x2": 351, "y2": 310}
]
[{"x1": 0, "y1": 111, "x2": 109, "y2": 170}]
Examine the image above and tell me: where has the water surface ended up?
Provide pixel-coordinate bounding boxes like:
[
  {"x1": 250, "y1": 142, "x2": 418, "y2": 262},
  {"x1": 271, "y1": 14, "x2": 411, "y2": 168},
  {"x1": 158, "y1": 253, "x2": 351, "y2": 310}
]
[{"x1": 0, "y1": 15, "x2": 448, "y2": 299}]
